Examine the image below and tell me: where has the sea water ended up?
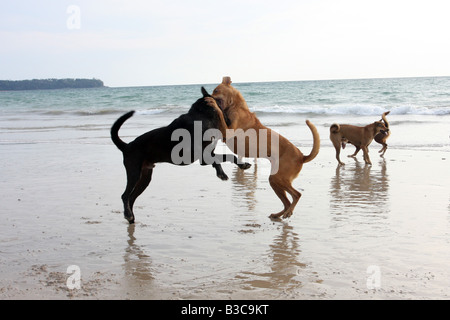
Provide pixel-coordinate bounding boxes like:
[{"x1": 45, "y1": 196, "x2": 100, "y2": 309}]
[{"x1": 1, "y1": 76, "x2": 449, "y2": 152}]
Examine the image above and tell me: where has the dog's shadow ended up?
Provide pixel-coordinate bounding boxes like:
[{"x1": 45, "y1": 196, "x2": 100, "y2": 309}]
[{"x1": 329, "y1": 157, "x2": 389, "y2": 221}]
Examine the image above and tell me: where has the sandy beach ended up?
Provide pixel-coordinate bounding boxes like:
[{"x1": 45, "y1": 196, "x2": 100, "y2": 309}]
[{"x1": 1, "y1": 119, "x2": 449, "y2": 300}]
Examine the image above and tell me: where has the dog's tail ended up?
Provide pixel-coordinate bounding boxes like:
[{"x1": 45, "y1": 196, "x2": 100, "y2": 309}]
[
  {"x1": 381, "y1": 111, "x2": 390, "y2": 128},
  {"x1": 303, "y1": 120, "x2": 320, "y2": 164},
  {"x1": 111, "y1": 111, "x2": 135, "y2": 152},
  {"x1": 330, "y1": 123, "x2": 340, "y2": 134}
]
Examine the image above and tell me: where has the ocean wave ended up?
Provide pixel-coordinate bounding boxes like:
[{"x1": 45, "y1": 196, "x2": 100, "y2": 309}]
[
  {"x1": 251, "y1": 105, "x2": 450, "y2": 116},
  {"x1": 1, "y1": 123, "x2": 107, "y2": 132},
  {"x1": 135, "y1": 108, "x2": 169, "y2": 115},
  {"x1": 39, "y1": 109, "x2": 125, "y2": 116},
  {"x1": 40, "y1": 108, "x2": 167, "y2": 116},
  {"x1": 17, "y1": 104, "x2": 450, "y2": 119},
  {"x1": 73, "y1": 109, "x2": 126, "y2": 116},
  {"x1": 25, "y1": 105, "x2": 191, "y2": 117},
  {"x1": 389, "y1": 105, "x2": 450, "y2": 115}
]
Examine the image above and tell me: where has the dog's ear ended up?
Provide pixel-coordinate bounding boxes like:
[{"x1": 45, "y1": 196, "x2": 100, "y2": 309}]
[
  {"x1": 222, "y1": 76, "x2": 232, "y2": 85},
  {"x1": 201, "y1": 87, "x2": 211, "y2": 98}
]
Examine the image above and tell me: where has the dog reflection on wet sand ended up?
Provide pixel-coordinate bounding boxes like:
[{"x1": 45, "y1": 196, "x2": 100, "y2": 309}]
[{"x1": 329, "y1": 158, "x2": 389, "y2": 223}]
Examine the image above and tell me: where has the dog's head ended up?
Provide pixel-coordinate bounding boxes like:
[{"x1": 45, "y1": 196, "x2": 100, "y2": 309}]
[
  {"x1": 199, "y1": 87, "x2": 231, "y2": 126},
  {"x1": 374, "y1": 120, "x2": 389, "y2": 135},
  {"x1": 196, "y1": 86, "x2": 221, "y2": 111},
  {"x1": 212, "y1": 76, "x2": 248, "y2": 112}
]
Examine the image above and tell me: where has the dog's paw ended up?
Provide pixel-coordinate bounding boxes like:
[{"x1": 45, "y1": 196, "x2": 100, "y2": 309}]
[
  {"x1": 124, "y1": 213, "x2": 135, "y2": 224},
  {"x1": 282, "y1": 211, "x2": 293, "y2": 219},
  {"x1": 269, "y1": 213, "x2": 282, "y2": 221},
  {"x1": 217, "y1": 173, "x2": 229, "y2": 181},
  {"x1": 238, "y1": 162, "x2": 252, "y2": 170}
]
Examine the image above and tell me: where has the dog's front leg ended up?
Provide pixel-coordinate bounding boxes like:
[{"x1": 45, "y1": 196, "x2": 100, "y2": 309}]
[
  {"x1": 212, "y1": 162, "x2": 229, "y2": 181},
  {"x1": 207, "y1": 153, "x2": 252, "y2": 180}
]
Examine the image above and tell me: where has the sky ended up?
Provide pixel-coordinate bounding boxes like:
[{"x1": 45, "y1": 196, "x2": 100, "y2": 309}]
[{"x1": 1, "y1": 0, "x2": 450, "y2": 87}]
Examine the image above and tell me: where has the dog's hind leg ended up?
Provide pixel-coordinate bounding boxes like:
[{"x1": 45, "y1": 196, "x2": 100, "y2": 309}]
[
  {"x1": 349, "y1": 146, "x2": 361, "y2": 158},
  {"x1": 379, "y1": 143, "x2": 387, "y2": 157},
  {"x1": 331, "y1": 138, "x2": 345, "y2": 165},
  {"x1": 121, "y1": 157, "x2": 143, "y2": 223},
  {"x1": 129, "y1": 166, "x2": 154, "y2": 213},
  {"x1": 268, "y1": 176, "x2": 291, "y2": 220},
  {"x1": 283, "y1": 184, "x2": 302, "y2": 219}
]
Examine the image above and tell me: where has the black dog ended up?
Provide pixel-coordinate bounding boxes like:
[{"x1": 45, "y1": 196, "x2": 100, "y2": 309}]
[{"x1": 111, "y1": 87, "x2": 251, "y2": 223}]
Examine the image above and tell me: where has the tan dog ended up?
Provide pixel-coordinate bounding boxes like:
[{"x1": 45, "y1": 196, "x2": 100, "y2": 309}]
[
  {"x1": 212, "y1": 77, "x2": 320, "y2": 219},
  {"x1": 330, "y1": 120, "x2": 389, "y2": 166},
  {"x1": 374, "y1": 111, "x2": 391, "y2": 156}
]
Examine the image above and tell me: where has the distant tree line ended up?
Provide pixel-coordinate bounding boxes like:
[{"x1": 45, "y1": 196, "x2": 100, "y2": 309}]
[{"x1": 0, "y1": 78, "x2": 105, "y2": 90}]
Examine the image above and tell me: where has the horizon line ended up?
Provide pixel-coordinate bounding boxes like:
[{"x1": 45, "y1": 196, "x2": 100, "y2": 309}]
[
  {"x1": 109, "y1": 74, "x2": 450, "y2": 89},
  {"x1": 2, "y1": 74, "x2": 449, "y2": 89}
]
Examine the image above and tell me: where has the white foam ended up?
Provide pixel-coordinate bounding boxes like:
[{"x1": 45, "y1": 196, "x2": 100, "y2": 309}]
[
  {"x1": 135, "y1": 108, "x2": 166, "y2": 115},
  {"x1": 251, "y1": 104, "x2": 450, "y2": 116}
]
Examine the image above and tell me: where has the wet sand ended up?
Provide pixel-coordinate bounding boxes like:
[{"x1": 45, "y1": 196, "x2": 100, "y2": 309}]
[{"x1": 1, "y1": 138, "x2": 449, "y2": 300}]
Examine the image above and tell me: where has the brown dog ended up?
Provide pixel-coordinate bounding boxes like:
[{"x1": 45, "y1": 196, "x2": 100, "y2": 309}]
[
  {"x1": 330, "y1": 120, "x2": 389, "y2": 166},
  {"x1": 212, "y1": 77, "x2": 320, "y2": 219},
  {"x1": 374, "y1": 111, "x2": 391, "y2": 157}
]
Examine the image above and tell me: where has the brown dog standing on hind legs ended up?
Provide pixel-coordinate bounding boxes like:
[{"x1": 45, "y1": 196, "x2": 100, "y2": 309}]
[
  {"x1": 212, "y1": 76, "x2": 320, "y2": 220},
  {"x1": 330, "y1": 119, "x2": 389, "y2": 166},
  {"x1": 374, "y1": 111, "x2": 391, "y2": 157}
]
